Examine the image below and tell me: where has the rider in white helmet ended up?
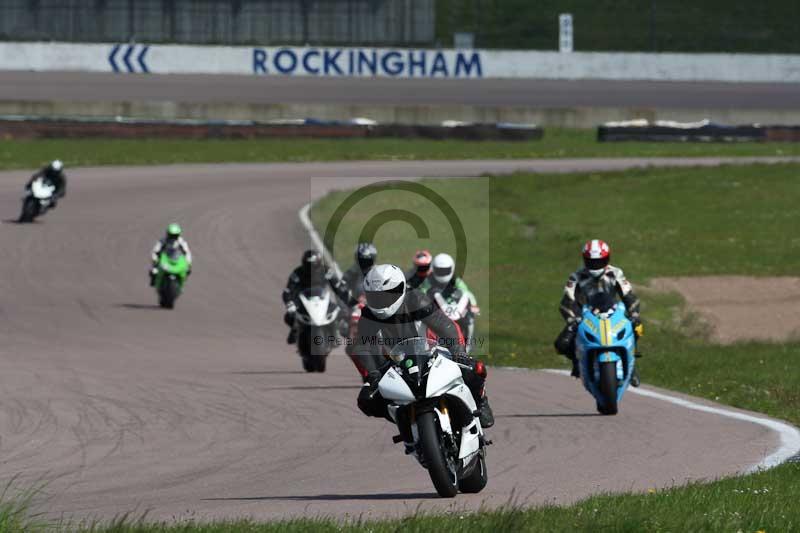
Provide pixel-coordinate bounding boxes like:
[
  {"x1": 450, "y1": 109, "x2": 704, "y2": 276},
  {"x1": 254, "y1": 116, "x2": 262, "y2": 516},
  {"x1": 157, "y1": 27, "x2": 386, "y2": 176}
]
[
  {"x1": 27, "y1": 160, "x2": 67, "y2": 207},
  {"x1": 424, "y1": 253, "x2": 480, "y2": 348},
  {"x1": 554, "y1": 239, "x2": 642, "y2": 384},
  {"x1": 353, "y1": 264, "x2": 494, "y2": 428}
]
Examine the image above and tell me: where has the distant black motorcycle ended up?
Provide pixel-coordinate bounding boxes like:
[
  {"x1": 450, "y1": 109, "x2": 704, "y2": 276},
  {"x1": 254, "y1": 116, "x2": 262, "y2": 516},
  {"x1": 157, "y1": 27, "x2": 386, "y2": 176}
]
[{"x1": 293, "y1": 286, "x2": 343, "y2": 373}]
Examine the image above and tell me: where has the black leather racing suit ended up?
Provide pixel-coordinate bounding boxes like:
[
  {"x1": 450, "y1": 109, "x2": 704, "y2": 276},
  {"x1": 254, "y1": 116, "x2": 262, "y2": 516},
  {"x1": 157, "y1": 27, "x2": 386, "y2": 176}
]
[
  {"x1": 341, "y1": 263, "x2": 366, "y2": 301},
  {"x1": 353, "y1": 288, "x2": 486, "y2": 420},
  {"x1": 405, "y1": 268, "x2": 428, "y2": 290},
  {"x1": 282, "y1": 265, "x2": 352, "y2": 325},
  {"x1": 554, "y1": 265, "x2": 641, "y2": 358}
]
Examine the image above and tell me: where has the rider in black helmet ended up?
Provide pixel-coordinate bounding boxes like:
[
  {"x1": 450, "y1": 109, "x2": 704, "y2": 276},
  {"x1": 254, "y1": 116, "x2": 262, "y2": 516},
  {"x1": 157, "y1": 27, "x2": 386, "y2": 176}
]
[
  {"x1": 341, "y1": 242, "x2": 377, "y2": 300},
  {"x1": 282, "y1": 249, "x2": 352, "y2": 344}
]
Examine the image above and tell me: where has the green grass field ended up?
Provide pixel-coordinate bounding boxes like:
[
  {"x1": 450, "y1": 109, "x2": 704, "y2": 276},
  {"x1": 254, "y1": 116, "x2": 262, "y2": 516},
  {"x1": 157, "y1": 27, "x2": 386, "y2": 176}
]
[{"x1": 1, "y1": 130, "x2": 800, "y2": 171}]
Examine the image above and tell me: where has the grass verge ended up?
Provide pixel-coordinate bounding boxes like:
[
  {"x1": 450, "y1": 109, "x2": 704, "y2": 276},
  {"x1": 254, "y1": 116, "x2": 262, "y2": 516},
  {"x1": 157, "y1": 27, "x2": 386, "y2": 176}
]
[
  {"x1": 2, "y1": 130, "x2": 800, "y2": 170},
  {"x1": 62, "y1": 462, "x2": 800, "y2": 531}
]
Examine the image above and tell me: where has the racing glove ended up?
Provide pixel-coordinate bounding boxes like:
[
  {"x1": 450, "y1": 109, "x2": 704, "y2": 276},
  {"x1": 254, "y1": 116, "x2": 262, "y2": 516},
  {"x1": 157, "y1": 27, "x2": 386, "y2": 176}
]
[
  {"x1": 283, "y1": 302, "x2": 297, "y2": 327},
  {"x1": 630, "y1": 313, "x2": 643, "y2": 337}
]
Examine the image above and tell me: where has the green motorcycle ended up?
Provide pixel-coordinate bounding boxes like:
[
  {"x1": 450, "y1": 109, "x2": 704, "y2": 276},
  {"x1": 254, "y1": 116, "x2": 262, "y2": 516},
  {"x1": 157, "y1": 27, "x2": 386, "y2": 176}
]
[{"x1": 154, "y1": 244, "x2": 189, "y2": 309}]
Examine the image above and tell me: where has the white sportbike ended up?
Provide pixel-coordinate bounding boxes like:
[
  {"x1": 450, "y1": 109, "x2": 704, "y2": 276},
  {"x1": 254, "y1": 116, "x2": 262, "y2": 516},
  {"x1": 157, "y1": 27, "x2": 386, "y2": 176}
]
[
  {"x1": 293, "y1": 286, "x2": 342, "y2": 373},
  {"x1": 19, "y1": 177, "x2": 56, "y2": 223},
  {"x1": 378, "y1": 337, "x2": 489, "y2": 497}
]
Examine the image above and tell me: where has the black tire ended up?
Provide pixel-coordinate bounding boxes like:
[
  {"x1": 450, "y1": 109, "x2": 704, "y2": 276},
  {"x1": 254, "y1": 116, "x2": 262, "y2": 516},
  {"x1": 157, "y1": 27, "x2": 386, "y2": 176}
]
[
  {"x1": 598, "y1": 361, "x2": 618, "y2": 415},
  {"x1": 298, "y1": 328, "x2": 331, "y2": 357},
  {"x1": 158, "y1": 278, "x2": 178, "y2": 309},
  {"x1": 417, "y1": 411, "x2": 458, "y2": 498},
  {"x1": 458, "y1": 449, "x2": 487, "y2": 494},
  {"x1": 313, "y1": 355, "x2": 327, "y2": 373},
  {"x1": 301, "y1": 357, "x2": 315, "y2": 373},
  {"x1": 19, "y1": 198, "x2": 37, "y2": 223}
]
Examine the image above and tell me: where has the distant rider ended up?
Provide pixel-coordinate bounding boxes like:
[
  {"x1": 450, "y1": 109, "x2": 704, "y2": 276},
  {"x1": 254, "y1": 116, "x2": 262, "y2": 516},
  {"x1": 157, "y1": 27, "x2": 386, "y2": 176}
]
[
  {"x1": 353, "y1": 264, "x2": 494, "y2": 429},
  {"x1": 341, "y1": 242, "x2": 377, "y2": 300},
  {"x1": 282, "y1": 249, "x2": 352, "y2": 345},
  {"x1": 554, "y1": 239, "x2": 642, "y2": 385},
  {"x1": 424, "y1": 253, "x2": 480, "y2": 347},
  {"x1": 405, "y1": 249, "x2": 432, "y2": 289},
  {"x1": 150, "y1": 223, "x2": 193, "y2": 286},
  {"x1": 27, "y1": 160, "x2": 67, "y2": 207}
]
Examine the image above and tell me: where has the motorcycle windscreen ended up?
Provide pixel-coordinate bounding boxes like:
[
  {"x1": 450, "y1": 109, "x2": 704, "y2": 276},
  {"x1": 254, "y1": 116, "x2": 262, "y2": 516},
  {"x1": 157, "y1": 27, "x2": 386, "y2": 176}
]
[
  {"x1": 378, "y1": 367, "x2": 415, "y2": 402},
  {"x1": 160, "y1": 250, "x2": 186, "y2": 274},
  {"x1": 298, "y1": 287, "x2": 333, "y2": 325},
  {"x1": 425, "y1": 355, "x2": 465, "y2": 399}
]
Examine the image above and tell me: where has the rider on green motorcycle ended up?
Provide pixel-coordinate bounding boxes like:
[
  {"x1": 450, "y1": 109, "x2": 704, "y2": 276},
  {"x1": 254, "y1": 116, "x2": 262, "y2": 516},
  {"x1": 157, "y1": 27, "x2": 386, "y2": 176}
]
[
  {"x1": 150, "y1": 223, "x2": 193, "y2": 286},
  {"x1": 554, "y1": 239, "x2": 642, "y2": 384}
]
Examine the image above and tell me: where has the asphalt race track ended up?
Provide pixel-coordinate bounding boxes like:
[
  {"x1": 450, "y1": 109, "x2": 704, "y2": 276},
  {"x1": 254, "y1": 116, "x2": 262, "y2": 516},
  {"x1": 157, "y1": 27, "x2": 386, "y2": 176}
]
[
  {"x1": 2, "y1": 71, "x2": 800, "y2": 109},
  {"x1": 0, "y1": 158, "x2": 793, "y2": 522}
]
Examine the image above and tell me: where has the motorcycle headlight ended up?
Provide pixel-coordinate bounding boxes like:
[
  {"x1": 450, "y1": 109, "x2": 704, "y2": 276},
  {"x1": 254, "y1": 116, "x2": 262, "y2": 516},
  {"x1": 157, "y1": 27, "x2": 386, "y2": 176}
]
[
  {"x1": 584, "y1": 332, "x2": 598, "y2": 344},
  {"x1": 617, "y1": 329, "x2": 626, "y2": 341}
]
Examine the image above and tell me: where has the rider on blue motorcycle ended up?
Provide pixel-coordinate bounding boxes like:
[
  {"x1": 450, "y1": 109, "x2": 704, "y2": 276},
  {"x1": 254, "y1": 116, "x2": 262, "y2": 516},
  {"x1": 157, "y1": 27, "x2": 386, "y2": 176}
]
[{"x1": 554, "y1": 239, "x2": 642, "y2": 385}]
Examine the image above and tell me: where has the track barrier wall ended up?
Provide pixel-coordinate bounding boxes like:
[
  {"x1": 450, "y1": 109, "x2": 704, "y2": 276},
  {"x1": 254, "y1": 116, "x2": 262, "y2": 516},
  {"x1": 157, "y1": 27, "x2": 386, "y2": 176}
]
[{"x1": 3, "y1": 41, "x2": 800, "y2": 82}]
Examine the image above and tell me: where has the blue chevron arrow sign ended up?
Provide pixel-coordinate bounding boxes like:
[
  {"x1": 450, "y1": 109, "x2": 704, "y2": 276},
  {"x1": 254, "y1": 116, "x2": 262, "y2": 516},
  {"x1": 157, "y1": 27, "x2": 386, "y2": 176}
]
[{"x1": 109, "y1": 44, "x2": 150, "y2": 73}]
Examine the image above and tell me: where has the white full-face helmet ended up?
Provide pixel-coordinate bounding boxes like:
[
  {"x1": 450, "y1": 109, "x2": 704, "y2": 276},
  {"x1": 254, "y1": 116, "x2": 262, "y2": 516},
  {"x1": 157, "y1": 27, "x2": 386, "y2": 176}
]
[
  {"x1": 363, "y1": 264, "x2": 406, "y2": 319},
  {"x1": 431, "y1": 253, "x2": 455, "y2": 285},
  {"x1": 50, "y1": 160, "x2": 63, "y2": 173}
]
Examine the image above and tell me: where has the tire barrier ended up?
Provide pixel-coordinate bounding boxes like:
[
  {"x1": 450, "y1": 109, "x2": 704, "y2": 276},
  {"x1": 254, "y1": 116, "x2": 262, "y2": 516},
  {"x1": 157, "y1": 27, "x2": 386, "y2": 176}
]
[
  {"x1": 597, "y1": 119, "x2": 800, "y2": 143},
  {"x1": 0, "y1": 115, "x2": 543, "y2": 141}
]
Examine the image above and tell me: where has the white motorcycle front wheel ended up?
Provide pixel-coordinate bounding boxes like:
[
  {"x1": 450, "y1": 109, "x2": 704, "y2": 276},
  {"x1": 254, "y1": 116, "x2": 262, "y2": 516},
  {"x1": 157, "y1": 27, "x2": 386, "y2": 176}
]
[{"x1": 417, "y1": 410, "x2": 458, "y2": 498}]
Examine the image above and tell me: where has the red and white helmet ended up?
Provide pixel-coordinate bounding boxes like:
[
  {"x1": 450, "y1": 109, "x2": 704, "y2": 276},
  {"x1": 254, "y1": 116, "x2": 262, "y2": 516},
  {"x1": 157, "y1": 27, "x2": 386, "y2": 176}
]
[
  {"x1": 582, "y1": 239, "x2": 610, "y2": 277},
  {"x1": 413, "y1": 249, "x2": 432, "y2": 278}
]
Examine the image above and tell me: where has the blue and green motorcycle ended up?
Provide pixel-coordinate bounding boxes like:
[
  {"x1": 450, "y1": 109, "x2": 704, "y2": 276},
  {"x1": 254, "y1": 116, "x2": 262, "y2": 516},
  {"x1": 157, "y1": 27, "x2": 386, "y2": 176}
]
[{"x1": 575, "y1": 293, "x2": 637, "y2": 415}]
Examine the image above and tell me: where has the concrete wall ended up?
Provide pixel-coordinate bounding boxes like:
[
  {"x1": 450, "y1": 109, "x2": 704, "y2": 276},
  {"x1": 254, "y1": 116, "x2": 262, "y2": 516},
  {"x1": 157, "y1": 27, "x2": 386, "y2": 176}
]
[{"x1": 3, "y1": 41, "x2": 800, "y2": 82}]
